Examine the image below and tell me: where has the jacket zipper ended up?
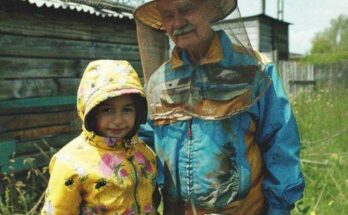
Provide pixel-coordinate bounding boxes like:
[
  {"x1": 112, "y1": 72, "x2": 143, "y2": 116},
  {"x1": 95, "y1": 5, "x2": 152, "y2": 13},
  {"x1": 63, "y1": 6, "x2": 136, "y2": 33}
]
[
  {"x1": 187, "y1": 65, "x2": 196, "y2": 198},
  {"x1": 187, "y1": 119, "x2": 193, "y2": 197},
  {"x1": 129, "y1": 158, "x2": 140, "y2": 213}
]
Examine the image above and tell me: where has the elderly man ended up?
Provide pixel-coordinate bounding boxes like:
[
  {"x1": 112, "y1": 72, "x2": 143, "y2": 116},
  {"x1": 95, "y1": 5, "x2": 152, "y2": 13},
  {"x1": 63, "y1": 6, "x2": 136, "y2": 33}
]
[{"x1": 134, "y1": 0, "x2": 304, "y2": 214}]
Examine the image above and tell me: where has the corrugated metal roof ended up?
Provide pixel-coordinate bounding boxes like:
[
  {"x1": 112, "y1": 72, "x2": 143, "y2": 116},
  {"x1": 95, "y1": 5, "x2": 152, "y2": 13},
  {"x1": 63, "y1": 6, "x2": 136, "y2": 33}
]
[{"x1": 21, "y1": 0, "x2": 134, "y2": 19}]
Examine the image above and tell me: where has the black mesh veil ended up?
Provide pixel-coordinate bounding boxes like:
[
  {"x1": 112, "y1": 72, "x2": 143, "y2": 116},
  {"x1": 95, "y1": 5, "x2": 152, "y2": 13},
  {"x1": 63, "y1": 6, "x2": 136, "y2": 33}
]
[
  {"x1": 212, "y1": 6, "x2": 257, "y2": 59},
  {"x1": 134, "y1": 0, "x2": 270, "y2": 123}
]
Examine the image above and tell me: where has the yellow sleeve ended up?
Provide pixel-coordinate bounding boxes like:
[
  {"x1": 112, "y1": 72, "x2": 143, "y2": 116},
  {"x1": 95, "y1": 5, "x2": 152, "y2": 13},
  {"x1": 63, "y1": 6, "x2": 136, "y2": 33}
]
[{"x1": 41, "y1": 155, "x2": 82, "y2": 215}]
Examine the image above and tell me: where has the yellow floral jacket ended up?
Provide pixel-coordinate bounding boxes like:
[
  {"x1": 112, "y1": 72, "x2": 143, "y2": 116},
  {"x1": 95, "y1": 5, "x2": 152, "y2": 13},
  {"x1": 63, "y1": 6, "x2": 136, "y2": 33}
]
[{"x1": 41, "y1": 60, "x2": 157, "y2": 215}]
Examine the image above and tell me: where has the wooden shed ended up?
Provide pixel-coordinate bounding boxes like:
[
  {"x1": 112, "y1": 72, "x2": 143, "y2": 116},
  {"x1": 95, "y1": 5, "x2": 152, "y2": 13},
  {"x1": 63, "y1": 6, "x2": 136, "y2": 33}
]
[
  {"x1": 213, "y1": 14, "x2": 290, "y2": 61},
  {"x1": 0, "y1": 0, "x2": 141, "y2": 174}
]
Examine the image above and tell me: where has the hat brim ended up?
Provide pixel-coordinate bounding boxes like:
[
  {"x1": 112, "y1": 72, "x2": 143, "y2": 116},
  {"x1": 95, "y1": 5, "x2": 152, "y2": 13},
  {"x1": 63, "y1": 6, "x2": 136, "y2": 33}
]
[{"x1": 134, "y1": 0, "x2": 237, "y2": 30}]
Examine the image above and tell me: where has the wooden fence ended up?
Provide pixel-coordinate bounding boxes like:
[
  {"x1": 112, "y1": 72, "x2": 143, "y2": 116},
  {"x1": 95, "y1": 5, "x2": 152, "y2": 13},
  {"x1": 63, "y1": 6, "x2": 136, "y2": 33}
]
[{"x1": 277, "y1": 60, "x2": 348, "y2": 95}]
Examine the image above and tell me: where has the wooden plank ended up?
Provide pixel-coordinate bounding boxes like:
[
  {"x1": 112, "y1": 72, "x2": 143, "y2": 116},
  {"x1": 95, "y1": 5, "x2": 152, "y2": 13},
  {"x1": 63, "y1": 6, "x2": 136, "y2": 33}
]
[
  {"x1": 0, "y1": 75, "x2": 144, "y2": 99},
  {"x1": 0, "y1": 111, "x2": 77, "y2": 133},
  {"x1": 0, "y1": 95, "x2": 76, "y2": 111},
  {"x1": 1, "y1": 152, "x2": 49, "y2": 174},
  {"x1": 0, "y1": 57, "x2": 142, "y2": 79},
  {"x1": 0, "y1": 125, "x2": 70, "y2": 141},
  {"x1": 0, "y1": 5, "x2": 137, "y2": 44},
  {"x1": 0, "y1": 79, "x2": 59, "y2": 100},
  {"x1": 15, "y1": 133, "x2": 78, "y2": 155},
  {"x1": 289, "y1": 80, "x2": 316, "y2": 85},
  {"x1": 0, "y1": 57, "x2": 88, "y2": 79},
  {"x1": 57, "y1": 78, "x2": 81, "y2": 97},
  {"x1": 0, "y1": 34, "x2": 141, "y2": 60},
  {"x1": 0, "y1": 133, "x2": 78, "y2": 174},
  {"x1": 0, "y1": 105, "x2": 74, "y2": 116},
  {"x1": 0, "y1": 78, "x2": 80, "y2": 99}
]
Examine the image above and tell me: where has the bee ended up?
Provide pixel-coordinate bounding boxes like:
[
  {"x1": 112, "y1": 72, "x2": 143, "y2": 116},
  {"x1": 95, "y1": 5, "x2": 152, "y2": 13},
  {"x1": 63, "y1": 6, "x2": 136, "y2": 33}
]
[
  {"x1": 95, "y1": 179, "x2": 107, "y2": 189},
  {"x1": 65, "y1": 178, "x2": 74, "y2": 186}
]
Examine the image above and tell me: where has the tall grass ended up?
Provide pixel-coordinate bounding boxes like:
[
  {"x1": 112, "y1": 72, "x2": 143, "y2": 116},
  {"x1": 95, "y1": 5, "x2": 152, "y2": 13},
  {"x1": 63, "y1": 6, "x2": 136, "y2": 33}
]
[
  {"x1": 292, "y1": 87, "x2": 348, "y2": 215},
  {"x1": 0, "y1": 144, "x2": 51, "y2": 215},
  {"x1": 0, "y1": 168, "x2": 47, "y2": 215}
]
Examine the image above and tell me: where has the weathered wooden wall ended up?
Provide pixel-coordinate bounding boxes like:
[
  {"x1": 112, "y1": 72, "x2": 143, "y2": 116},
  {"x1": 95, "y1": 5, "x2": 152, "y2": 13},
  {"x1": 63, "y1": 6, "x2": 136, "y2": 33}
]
[
  {"x1": 0, "y1": 0, "x2": 141, "y2": 173},
  {"x1": 258, "y1": 16, "x2": 289, "y2": 60},
  {"x1": 213, "y1": 15, "x2": 289, "y2": 61},
  {"x1": 212, "y1": 19, "x2": 260, "y2": 52},
  {"x1": 0, "y1": 99, "x2": 79, "y2": 173},
  {"x1": 0, "y1": 1, "x2": 141, "y2": 100}
]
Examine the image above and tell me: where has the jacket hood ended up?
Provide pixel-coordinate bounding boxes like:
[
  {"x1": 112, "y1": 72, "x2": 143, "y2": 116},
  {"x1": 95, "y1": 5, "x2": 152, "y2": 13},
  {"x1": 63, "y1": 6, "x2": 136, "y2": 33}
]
[{"x1": 77, "y1": 60, "x2": 145, "y2": 133}]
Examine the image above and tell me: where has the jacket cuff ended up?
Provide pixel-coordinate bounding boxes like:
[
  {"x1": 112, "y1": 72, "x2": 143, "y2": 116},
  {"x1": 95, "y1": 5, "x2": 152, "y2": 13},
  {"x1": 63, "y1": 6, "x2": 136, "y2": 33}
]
[{"x1": 268, "y1": 207, "x2": 290, "y2": 215}]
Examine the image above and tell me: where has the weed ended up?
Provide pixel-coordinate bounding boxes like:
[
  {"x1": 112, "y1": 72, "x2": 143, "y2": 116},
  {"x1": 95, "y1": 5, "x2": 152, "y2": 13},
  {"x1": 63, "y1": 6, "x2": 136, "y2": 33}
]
[{"x1": 0, "y1": 140, "x2": 54, "y2": 215}]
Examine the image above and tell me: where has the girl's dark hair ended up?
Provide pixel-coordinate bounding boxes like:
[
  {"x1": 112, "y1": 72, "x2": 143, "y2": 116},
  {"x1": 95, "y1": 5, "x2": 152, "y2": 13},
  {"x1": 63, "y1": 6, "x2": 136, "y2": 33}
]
[
  {"x1": 85, "y1": 94, "x2": 148, "y2": 139},
  {"x1": 124, "y1": 94, "x2": 147, "y2": 139}
]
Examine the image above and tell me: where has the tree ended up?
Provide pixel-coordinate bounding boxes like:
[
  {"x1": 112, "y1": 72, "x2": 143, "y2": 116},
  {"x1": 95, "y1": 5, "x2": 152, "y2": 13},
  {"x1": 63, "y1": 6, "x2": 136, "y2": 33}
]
[{"x1": 303, "y1": 15, "x2": 348, "y2": 64}]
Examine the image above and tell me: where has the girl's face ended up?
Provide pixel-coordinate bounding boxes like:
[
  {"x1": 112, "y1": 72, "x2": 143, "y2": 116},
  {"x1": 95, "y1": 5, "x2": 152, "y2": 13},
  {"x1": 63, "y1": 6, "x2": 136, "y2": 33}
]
[{"x1": 93, "y1": 94, "x2": 136, "y2": 139}]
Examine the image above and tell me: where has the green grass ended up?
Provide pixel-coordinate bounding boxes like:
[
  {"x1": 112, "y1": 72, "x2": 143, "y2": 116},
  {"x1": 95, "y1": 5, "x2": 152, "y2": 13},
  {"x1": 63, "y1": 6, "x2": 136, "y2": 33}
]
[{"x1": 291, "y1": 87, "x2": 348, "y2": 215}]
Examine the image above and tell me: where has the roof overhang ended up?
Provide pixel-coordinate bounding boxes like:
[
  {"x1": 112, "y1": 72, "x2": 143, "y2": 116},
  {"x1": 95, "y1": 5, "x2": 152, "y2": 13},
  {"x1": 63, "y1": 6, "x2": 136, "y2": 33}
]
[{"x1": 20, "y1": 0, "x2": 134, "y2": 19}]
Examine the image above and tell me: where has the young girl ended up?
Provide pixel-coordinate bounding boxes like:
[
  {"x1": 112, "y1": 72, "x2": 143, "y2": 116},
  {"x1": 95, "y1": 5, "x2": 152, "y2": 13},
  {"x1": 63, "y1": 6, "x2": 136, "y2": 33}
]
[{"x1": 41, "y1": 60, "x2": 157, "y2": 215}]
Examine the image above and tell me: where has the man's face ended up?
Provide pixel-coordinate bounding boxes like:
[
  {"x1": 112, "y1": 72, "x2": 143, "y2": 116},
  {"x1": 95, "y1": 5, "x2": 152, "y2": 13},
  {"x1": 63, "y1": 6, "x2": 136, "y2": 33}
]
[{"x1": 157, "y1": 0, "x2": 213, "y2": 50}]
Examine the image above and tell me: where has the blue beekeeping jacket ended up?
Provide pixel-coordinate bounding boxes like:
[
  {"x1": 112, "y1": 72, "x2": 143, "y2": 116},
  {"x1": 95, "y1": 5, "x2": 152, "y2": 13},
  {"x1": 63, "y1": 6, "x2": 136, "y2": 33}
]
[{"x1": 140, "y1": 30, "x2": 304, "y2": 215}]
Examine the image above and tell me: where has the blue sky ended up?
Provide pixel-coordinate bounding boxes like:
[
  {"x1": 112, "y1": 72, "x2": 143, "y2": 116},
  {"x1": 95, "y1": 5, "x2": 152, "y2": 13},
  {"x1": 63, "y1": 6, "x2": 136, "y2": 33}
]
[{"x1": 238, "y1": 0, "x2": 348, "y2": 54}]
